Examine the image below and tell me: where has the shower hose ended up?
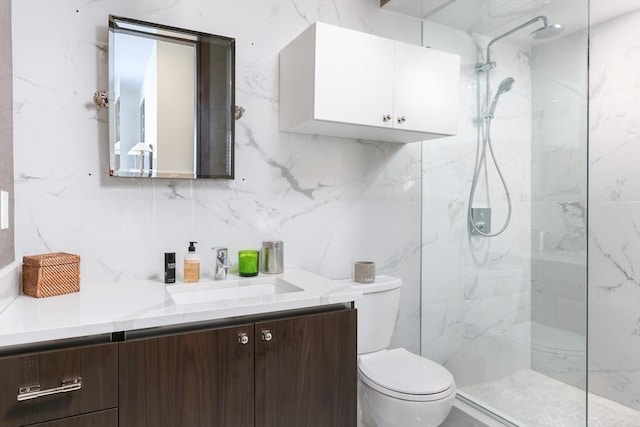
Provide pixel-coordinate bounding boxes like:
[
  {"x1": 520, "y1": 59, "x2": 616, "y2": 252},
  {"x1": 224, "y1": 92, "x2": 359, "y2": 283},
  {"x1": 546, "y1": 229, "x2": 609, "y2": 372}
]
[{"x1": 467, "y1": 115, "x2": 512, "y2": 237}]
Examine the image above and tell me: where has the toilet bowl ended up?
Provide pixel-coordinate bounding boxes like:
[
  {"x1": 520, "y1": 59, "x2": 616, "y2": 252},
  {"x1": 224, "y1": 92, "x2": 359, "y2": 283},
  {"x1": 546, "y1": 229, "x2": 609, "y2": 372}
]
[
  {"x1": 338, "y1": 276, "x2": 456, "y2": 427},
  {"x1": 358, "y1": 348, "x2": 456, "y2": 427}
]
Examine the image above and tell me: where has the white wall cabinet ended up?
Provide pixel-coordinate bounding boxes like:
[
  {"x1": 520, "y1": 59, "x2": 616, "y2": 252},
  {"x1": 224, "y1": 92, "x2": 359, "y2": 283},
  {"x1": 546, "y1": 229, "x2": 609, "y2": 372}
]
[{"x1": 279, "y1": 22, "x2": 460, "y2": 143}]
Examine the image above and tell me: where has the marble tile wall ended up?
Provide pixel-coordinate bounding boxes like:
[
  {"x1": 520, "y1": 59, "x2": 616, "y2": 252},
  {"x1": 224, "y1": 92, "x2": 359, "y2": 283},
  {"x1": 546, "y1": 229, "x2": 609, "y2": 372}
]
[
  {"x1": 588, "y1": 8, "x2": 640, "y2": 410},
  {"x1": 529, "y1": 26, "x2": 588, "y2": 390},
  {"x1": 420, "y1": 21, "x2": 532, "y2": 387},
  {"x1": 10, "y1": 0, "x2": 424, "y2": 352}
]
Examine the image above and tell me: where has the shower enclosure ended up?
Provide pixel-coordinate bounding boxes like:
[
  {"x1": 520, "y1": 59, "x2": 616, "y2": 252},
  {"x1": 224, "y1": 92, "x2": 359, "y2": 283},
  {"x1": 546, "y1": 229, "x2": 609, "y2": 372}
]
[{"x1": 417, "y1": 1, "x2": 640, "y2": 426}]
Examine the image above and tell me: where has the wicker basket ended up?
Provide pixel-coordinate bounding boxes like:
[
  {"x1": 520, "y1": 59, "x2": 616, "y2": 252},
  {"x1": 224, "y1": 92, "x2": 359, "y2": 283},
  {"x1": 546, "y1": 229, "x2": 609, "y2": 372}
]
[{"x1": 22, "y1": 253, "x2": 81, "y2": 298}]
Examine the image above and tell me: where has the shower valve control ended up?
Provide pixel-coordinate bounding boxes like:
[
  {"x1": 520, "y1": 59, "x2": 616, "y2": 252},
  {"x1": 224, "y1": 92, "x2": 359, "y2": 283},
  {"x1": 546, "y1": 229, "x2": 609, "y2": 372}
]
[{"x1": 471, "y1": 208, "x2": 492, "y2": 235}]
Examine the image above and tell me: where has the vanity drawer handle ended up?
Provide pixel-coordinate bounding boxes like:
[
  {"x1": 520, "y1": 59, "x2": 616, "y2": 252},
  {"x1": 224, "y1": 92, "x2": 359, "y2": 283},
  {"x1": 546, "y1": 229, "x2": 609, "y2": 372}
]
[
  {"x1": 238, "y1": 332, "x2": 249, "y2": 345},
  {"x1": 261, "y1": 329, "x2": 273, "y2": 342},
  {"x1": 17, "y1": 377, "x2": 82, "y2": 402}
]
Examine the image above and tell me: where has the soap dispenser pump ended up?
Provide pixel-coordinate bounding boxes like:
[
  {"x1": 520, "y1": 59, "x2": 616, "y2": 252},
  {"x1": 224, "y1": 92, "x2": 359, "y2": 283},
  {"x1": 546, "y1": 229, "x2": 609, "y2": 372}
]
[{"x1": 184, "y1": 241, "x2": 200, "y2": 283}]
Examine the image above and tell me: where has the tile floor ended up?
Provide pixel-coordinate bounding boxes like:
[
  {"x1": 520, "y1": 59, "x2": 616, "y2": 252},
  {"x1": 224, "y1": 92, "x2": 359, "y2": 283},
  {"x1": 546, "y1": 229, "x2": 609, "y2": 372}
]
[{"x1": 460, "y1": 370, "x2": 640, "y2": 427}]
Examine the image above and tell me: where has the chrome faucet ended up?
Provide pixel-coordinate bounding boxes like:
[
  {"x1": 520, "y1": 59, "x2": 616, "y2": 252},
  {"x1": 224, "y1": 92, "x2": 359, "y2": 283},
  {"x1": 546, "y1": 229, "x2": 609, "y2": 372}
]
[{"x1": 213, "y1": 247, "x2": 232, "y2": 280}]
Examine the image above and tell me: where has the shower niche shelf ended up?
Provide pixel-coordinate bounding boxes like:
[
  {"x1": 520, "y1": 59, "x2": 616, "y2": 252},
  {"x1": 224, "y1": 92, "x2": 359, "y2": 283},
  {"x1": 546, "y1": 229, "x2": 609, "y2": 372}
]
[{"x1": 279, "y1": 22, "x2": 460, "y2": 143}]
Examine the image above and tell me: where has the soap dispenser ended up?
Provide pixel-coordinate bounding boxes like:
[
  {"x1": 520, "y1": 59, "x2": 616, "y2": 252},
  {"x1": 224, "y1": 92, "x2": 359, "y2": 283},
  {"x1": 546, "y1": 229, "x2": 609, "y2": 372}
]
[{"x1": 184, "y1": 241, "x2": 200, "y2": 283}]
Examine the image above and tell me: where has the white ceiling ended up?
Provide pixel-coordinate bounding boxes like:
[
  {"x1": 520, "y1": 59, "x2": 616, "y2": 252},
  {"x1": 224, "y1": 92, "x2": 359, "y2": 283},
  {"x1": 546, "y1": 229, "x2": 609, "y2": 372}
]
[
  {"x1": 382, "y1": 0, "x2": 640, "y2": 45},
  {"x1": 116, "y1": 32, "x2": 155, "y2": 89}
]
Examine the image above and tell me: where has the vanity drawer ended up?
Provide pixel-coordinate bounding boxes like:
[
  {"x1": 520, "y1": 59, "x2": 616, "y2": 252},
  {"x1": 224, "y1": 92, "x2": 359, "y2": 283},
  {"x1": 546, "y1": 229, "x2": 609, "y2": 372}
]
[
  {"x1": 0, "y1": 342, "x2": 118, "y2": 427},
  {"x1": 27, "y1": 409, "x2": 118, "y2": 427}
]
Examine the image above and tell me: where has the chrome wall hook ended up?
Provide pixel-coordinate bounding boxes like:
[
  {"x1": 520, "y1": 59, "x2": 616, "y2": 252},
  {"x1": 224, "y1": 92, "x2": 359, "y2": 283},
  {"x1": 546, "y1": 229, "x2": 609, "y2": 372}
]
[{"x1": 93, "y1": 91, "x2": 109, "y2": 108}]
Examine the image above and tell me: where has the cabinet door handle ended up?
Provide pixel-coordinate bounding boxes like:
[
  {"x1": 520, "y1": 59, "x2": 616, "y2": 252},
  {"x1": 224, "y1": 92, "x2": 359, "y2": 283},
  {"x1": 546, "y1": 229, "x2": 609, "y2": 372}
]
[
  {"x1": 397, "y1": 115, "x2": 406, "y2": 124},
  {"x1": 382, "y1": 114, "x2": 392, "y2": 122},
  {"x1": 238, "y1": 332, "x2": 249, "y2": 345},
  {"x1": 17, "y1": 377, "x2": 82, "y2": 402},
  {"x1": 261, "y1": 329, "x2": 273, "y2": 342}
]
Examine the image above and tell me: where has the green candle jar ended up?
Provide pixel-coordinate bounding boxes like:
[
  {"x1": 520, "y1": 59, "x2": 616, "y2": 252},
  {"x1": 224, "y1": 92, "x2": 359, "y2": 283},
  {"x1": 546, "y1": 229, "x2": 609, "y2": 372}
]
[{"x1": 238, "y1": 250, "x2": 259, "y2": 277}]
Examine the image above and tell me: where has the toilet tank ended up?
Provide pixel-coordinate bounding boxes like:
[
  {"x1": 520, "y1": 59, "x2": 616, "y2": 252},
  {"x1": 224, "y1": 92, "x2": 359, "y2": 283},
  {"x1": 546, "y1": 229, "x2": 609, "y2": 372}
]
[{"x1": 346, "y1": 276, "x2": 403, "y2": 354}]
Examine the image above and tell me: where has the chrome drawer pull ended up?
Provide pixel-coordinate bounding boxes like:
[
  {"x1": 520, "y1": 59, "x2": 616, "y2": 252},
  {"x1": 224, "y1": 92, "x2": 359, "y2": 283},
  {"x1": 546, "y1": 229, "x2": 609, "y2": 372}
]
[{"x1": 17, "y1": 377, "x2": 82, "y2": 401}]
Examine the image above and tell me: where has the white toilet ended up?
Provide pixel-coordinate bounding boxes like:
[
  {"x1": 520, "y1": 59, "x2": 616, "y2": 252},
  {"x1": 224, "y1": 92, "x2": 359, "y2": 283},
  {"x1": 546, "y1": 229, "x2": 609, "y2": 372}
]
[{"x1": 346, "y1": 276, "x2": 456, "y2": 427}]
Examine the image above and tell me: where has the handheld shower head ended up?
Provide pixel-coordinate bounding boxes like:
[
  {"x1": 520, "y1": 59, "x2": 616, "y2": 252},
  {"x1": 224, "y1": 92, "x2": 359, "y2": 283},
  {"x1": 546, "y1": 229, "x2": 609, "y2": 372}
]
[
  {"x1": 496, "y1": 77, "x2": 514, "y2": 95},
  {"x1": 487, "y1": 77, "x2": 515, "y2": 120}
]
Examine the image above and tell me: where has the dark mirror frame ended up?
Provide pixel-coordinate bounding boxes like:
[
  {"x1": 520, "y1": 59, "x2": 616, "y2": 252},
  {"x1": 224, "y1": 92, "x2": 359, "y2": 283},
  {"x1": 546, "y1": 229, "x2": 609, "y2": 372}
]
[{"x1": 108, "y1": 15, "x2": 235, "y2": 179}]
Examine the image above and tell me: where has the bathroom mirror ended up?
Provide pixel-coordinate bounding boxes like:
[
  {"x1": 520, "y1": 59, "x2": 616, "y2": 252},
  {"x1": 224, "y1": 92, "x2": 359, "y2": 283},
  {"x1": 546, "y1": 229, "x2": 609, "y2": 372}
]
[{"x1": 108, "y1": 16, "x2": 235, "y2": 179}]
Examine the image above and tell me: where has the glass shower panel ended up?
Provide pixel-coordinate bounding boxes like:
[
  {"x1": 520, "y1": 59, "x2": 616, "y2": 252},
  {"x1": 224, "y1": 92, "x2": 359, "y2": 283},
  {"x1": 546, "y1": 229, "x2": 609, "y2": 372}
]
[
  {"x1": 420, "y1": 1, "x2": 588, "y2": 425},
  {"x1": 527, "y1": 16, "x2": 589, "y2": 427},
  {"x1": 587, "y1": 5, "x2": 640, "y2": 426}
]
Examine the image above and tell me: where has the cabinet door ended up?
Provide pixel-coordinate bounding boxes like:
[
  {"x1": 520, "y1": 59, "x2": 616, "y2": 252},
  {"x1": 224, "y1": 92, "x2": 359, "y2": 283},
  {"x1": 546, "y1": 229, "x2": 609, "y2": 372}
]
[
  {"x1": 314, "y1": 24, "x2": 395, "y2": 128},
  {"x1": 119, "y1": 324, "x2": 254, "y2": 427},
  {"x1": 255, "y1": 308, "x2": 357, "y2": 427},
  {"x1": 393, "y1": 42, "x2": 460, "y2": 135},
  {"x1": 0, "y1": 343, "x2": 118, "y2": 427},
  {"x1": 27, "y1": 409, "x2": 117, "y2": 427}
]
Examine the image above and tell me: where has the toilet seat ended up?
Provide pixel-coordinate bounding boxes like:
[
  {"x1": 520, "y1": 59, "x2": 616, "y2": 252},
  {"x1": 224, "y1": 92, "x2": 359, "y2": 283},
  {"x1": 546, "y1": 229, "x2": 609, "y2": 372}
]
[{"x1": 358, "y1": 348, "x2": 456, "y2": 402}]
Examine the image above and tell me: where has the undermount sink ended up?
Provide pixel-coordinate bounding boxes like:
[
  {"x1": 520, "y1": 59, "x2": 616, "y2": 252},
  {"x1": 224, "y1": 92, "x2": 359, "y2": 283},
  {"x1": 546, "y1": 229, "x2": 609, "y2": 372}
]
[{"x1": 167, "y1": 276, "x2": 305, "y2": 305}]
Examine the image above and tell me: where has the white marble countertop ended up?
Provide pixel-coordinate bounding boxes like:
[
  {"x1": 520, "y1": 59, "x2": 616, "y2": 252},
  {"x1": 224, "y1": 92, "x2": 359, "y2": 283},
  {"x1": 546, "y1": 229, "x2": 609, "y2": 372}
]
[{"x1": 0, "y1": 268, "x2": 361, "y2": 349}]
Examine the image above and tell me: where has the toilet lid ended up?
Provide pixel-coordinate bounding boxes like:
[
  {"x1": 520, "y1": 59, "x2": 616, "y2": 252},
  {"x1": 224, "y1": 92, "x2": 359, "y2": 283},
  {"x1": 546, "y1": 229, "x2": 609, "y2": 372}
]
[{"x1": 358, "y1": 348, "x2": 455, "y2": 396}]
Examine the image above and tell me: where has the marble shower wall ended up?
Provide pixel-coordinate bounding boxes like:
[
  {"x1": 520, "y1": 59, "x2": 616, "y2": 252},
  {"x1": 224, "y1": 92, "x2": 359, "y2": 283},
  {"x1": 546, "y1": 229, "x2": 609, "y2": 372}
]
[
  {"x1": 588, "y1": 9, "x2": 640, "y2": 411},
  {"x1": 11, "y1": 1, "x2": 424, "y2": 352},
  {"x1": 420, "y1": 21, "x2": 532, "y2": 387},
  {"x1": 530, "y1": 26, "x2": 588, "y2": 390}
]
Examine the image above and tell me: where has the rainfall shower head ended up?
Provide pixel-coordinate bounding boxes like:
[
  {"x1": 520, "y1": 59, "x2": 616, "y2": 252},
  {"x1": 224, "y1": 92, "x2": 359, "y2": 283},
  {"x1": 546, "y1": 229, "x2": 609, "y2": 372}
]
[
  {"x1": 531, "y1": 23, "x2": 565, "y2": 40},
  {"x1": 477, "y1": 16, "x2": 565, "y2": 75},
  {"x1": 487, "y1": 77, "x2": 515, "y2": 119}
]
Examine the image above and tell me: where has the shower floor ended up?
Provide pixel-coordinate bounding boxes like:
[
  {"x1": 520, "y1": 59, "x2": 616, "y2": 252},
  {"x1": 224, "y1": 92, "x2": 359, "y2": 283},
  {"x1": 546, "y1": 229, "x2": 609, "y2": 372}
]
[{"x1": 460, "y1": 370, "x2": 640, "y2": 427}]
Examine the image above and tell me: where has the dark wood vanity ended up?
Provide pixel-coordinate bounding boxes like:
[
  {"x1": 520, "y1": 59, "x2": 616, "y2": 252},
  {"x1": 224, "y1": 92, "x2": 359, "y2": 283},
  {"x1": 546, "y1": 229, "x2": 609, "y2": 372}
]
[{"x1": 0, "y1": 306, "x2": 357, "y2": 427}]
